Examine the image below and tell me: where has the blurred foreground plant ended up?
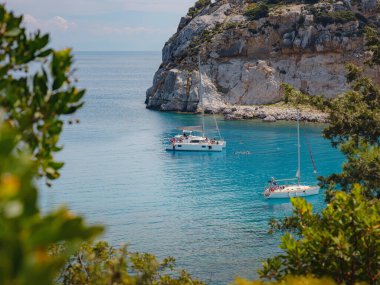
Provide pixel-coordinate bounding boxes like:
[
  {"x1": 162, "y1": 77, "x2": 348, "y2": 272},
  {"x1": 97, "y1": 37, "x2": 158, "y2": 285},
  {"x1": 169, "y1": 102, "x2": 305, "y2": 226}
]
[
  {"x1": 0, "y1": 4, "x2": 85, "y2": 181},
  {"x1": 0, "y1": 5, "x2": 103, "y2": 284},
  {"x1": 0, "y1": 125, "x2": 103, "y2": 285},
  {"x1": 55, "y1": 241, "x2": 204, "y2": 285}
]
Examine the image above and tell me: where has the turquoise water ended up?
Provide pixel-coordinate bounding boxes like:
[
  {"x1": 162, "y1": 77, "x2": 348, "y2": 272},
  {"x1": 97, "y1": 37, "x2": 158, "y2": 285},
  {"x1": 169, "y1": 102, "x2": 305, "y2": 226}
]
[{"x1": 40, "y1": 52, "x2": 344, "y2": 284}]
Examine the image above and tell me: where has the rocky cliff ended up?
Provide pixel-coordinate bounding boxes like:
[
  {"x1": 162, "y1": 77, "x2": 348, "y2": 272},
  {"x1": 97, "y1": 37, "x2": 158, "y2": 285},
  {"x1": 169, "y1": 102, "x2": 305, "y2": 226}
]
[{"x1": 145, "y1": 0, "x2": 380, "y2": 115}]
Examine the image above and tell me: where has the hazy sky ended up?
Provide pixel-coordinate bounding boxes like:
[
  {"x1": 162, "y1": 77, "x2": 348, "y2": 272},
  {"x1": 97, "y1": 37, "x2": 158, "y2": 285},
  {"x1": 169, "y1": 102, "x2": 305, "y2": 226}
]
[{"x1": 6, "y1": 0, "x2": 195, "y2": 51}]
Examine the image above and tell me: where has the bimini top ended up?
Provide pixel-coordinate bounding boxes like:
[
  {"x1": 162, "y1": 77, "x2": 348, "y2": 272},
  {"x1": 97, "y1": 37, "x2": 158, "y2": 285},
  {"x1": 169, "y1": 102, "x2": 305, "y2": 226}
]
[{"x1": 176, "y1": 126, "x2": 204, "y2": 132}]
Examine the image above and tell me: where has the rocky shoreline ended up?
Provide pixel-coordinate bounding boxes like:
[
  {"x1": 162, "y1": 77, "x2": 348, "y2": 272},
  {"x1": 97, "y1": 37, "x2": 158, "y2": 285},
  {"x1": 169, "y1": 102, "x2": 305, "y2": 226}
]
[
  {"x1": 206, "y1": 103, "x2": 328, "y2": 123},
  {"x1": 145, "y1": 0, "x2": 380, "y2": 115}
]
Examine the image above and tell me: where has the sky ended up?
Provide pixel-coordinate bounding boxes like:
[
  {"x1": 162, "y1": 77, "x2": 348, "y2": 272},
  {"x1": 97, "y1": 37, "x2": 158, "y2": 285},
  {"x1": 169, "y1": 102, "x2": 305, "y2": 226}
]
[{"x1": 5, "y1": 0, "x2": 195, "y2": 51}]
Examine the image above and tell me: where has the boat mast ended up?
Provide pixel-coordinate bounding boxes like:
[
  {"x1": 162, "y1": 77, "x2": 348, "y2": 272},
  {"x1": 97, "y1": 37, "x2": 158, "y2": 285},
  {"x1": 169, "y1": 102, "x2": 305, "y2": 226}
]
[
  {"x1": 198, "y1": 55, "x2": 205, "y2": 137},
  {"x1": 297, "y1": 109, "x2": 301, "y2": 186}
]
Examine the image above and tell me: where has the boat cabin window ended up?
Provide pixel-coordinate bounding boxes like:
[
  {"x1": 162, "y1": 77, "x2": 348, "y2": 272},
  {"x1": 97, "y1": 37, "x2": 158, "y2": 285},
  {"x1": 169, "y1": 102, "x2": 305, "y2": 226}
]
[{"x1": 190, "y1": 140, "x2": 200, "y2": 143}]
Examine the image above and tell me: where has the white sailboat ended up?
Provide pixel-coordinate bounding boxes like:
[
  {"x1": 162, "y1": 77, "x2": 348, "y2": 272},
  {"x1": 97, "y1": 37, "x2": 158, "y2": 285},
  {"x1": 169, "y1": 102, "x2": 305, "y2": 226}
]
[
  {"x1": 166, "y1": 56, "x2": 226, "y2": 152},
  {"x1": 263, "y1": 110, "x2": 320, "y2": 199}
]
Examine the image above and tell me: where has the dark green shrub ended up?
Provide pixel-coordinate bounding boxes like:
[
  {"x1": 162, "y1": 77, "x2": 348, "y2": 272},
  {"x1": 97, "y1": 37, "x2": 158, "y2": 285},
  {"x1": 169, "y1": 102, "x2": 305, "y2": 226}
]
[
  {"x1": 355, "y1": 12, "x2": 368, "y2": 23},
  {"x1": 187, "y1": 0, "x2": 211, "y2": 17},
  {"x1": 297, "y1": 14, "x2": 305, "y2": 25},
  {"x1": 316, "y1": 11, "x2": 357, "y2": 26},
  {"x1": 245, "y1": 3, "x2": 269, "y2": 21},
  {"x1": 260, "y1": 187, "x2": 380, "y2": 284}
]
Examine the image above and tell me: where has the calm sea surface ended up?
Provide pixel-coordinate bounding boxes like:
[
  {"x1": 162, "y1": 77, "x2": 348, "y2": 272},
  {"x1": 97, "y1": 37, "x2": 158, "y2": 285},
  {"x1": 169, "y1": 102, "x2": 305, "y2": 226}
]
[{"x1": 40, "y1": 51, "x2": 344, "y2": 284}]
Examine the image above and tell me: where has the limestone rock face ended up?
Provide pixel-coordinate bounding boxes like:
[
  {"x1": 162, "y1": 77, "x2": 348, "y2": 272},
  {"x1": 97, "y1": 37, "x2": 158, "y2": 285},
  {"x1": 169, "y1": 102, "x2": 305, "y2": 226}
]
[{"x1": 146, "y1": 0, "x2": 380, "y2": 112}]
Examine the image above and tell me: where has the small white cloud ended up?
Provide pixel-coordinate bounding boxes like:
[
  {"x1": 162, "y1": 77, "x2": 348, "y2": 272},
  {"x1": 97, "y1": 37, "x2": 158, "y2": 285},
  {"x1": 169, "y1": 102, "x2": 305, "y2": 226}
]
[
  {"x1": 50, "y1": 16, "x2": 74, "y2": 31},
  {"x1": 23, "y1": 14, "x2": 76, "y2": 32}
]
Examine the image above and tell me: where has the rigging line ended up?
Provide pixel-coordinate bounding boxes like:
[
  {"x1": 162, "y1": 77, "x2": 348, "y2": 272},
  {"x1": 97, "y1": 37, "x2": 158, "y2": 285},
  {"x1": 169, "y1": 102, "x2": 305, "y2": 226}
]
[
  {"x1": 198, "y1": 55, "x2": 205, "y2": 137},
  {"x1": 213, "y1": 112, "x2": 222, "y2": 140},
  {"x1": 306, "y1": 136, "x2": 318, "y2": 176},
  {"x1": 300, "y1": 121, "x2": 318, "y2": 177}
]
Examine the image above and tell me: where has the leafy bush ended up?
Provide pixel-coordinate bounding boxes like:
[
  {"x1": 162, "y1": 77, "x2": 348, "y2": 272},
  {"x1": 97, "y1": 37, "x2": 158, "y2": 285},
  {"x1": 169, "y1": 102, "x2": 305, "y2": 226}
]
[
  {"x1": 56, "y1": 242, "x2": 204, "y2": 285},
  {"x1": 234, "y1": 276, "x2": 337, "y2": 285},
  {"x1": 315, "y1": 11, "x2": 357, "y2": 26},
  {"x1": 365, "y1": 26, "x2": 380, "y2": 66},
  {"x1": 187, "y1": 0, "x2": 211, "y2": 18},
  {"x1": 261, "y1": 186, "x2": 380, "y2": 284},
  {"x1": 245, "y1": 3, "x2": 269, "y2": 21}
]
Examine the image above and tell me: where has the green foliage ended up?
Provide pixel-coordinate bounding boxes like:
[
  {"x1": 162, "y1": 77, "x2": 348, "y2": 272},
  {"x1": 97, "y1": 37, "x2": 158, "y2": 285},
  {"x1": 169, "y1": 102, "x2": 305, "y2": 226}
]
[
  {"x1": 234, "y1": 275, "x2": 337, "y2": 285},
  {"x1": 315, "y1": 11, "x2": 357, "y2": 26},
  {"x1": 260, "y1": 187, "x2": 380, "y2": 284},
  {"x1": 0, "y1": 125, "x2": 103, "y2": 285},
  {"x1": 282, "y1": 64, "x2": 380, "y2": 197},
  {"x1": 364, "y1": 27, "x2": 380, "y2": 66},
  {"x1": 0, "y1": 5, "x2": 85, "y2": 181},
  {"x1": 187, "y1": 0, "x2": 211, "y2": 18},
  {"x1": 324, "y1": 64, "x2": 380, "y2": 147},
  {"x1": 57, "y1": 241, "x2": 204, "y2": 285},
  {"x1": 245, "y1": 3, "x2": 269, "y2": 21},
  {"x1": 0, "y1": 5, "x2": 103, "y2": 285},
  {"x1": 320, "y1": 140, "x2": 380, "y2": 198},
  {"x1": 276, "y1": 32, "x2": 380, "y2": 284},
  {"x1": 282, "y1": 83, "x2": 330, "y2": 112},
  {"x1": 318, "y1": 65, "x2": 380, "y2": 197}
]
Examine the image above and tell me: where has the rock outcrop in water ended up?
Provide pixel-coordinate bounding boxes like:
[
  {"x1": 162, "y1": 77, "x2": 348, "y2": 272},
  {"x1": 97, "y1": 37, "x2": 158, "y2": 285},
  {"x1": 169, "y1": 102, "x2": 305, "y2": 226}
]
[{"x1": 145, "y1": 0, "x2": 380, "y2": 120}]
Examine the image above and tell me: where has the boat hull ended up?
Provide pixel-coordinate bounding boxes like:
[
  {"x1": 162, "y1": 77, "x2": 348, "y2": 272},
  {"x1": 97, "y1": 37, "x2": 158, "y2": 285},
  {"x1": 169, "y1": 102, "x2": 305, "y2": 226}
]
[
  {"x1": 264, "y1": 185, "x2": 320, "y2": 199},
  {"x1": 166, "y1": 142, "x2": 224, "y2": 152}
]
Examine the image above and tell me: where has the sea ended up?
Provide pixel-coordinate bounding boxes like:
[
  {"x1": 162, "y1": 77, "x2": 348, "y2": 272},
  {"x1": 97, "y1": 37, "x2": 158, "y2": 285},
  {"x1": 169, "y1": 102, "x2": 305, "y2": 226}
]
[{"x1": 40, "y1": 51, "x2": 344, "y2": 284}]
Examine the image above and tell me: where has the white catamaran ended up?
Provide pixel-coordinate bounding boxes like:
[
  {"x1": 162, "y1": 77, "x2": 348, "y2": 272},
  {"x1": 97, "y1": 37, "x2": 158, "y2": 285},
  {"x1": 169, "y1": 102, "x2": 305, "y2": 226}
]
[
  {"x1": 263, "y1": 110, "x2": 320, "y2": 199},
  {"x1": 166, "y1": 56, "x2": 226, "y2": 152}
]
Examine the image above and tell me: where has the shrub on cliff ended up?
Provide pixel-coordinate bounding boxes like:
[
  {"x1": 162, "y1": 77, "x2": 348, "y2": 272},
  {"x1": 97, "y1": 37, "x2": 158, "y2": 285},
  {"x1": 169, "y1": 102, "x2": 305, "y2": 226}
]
[
  {"x1": 315, "y1": 11, "x2": 357, "y2": 26},
  {"x1": 245, "y1": 3, "x2": 269, "y2": 21},
  {"x1": 365, "y1": 26, "x2": 380, "y2": 66},
  {"x1": 187, "y1": 0, "x2": 211, "y2": 18}
]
